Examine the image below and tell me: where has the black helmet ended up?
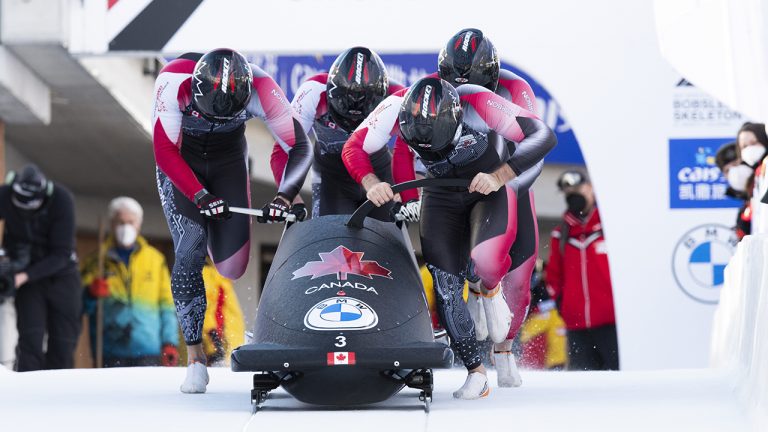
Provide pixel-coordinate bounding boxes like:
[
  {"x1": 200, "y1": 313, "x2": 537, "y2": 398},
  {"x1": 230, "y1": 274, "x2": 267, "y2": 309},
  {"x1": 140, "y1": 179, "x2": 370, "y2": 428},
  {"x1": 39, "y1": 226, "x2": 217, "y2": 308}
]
[
  {"x1": 191, "y1": 49, "x2": 253, "y2": 122},
  {"x1": 398, "y1": 77, "x2": 463, "y2": 162},
  {"x1": 10, "y1": 164, "x2": 50, "y2": 210},
  {"x1": 326, "y1": 47, "x2": 389, "y2": 132},
  {"x1": 438, "y1": 28, "x2": 500, "y2": 91}
]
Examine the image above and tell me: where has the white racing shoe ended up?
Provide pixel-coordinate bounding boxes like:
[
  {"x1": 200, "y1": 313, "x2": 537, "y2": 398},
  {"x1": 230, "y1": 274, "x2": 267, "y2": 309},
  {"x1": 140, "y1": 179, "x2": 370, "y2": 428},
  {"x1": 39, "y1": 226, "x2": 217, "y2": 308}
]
[
  {"x1": 482, "y1": 283, "x2": 513, "y2": 343},
  {"x1": 467, "y1": 280, "x2": 488, "y2": 341},
  {"x1": 453, "y1": 372, "x2": 490, "y2": 400},
  {"x1": 493, "y1": 340, "x2": 522, "y2": 388},
  {"x1": 180, "y1": 362, "x2": 209, "y2": 394}
]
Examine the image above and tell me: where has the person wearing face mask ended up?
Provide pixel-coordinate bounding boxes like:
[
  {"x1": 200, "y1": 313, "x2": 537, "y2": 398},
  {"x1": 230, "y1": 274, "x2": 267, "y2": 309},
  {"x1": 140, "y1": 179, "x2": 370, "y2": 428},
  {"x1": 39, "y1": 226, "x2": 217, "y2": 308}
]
[
  {"x1": 726, "y1": 123, "x2": 767, "y2": 196},
  {"x1": 733, "y1": 122, "x2": 768, "y2": 236},
  {"x1": 715, "y1": 142, "x2": 741, "y2": 195},
  {"x1": 81, "y1": 197, "x2": 179, "y2": 368},
  {"x1": 0, "y1": 164, "x2": 81, "y2": 371},
  {"x1": 545, "y1": 170, "x2": 618, "y2": 371},
  {"x1": 715, "y1": 141, "x2": 752, "y2": 239},
  {"x1": 722, "y1": 123, "x2": 768, "y2": 238}
]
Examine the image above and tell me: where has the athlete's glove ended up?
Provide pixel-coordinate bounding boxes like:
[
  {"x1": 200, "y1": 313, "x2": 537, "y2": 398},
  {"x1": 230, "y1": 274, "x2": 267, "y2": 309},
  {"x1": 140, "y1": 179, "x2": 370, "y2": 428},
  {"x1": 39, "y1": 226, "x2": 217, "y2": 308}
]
[
  {"x1": 289, "y1": 203, "x2": 308, "y2": 222},
  {"x1": 393, "y1": 200, "x2": 421, "y2": 222},
  {"x1": 258, "y1": 196, "x2": 290, "y2": 223},
  {"x1": 195, "y1": 191, "x2": 230, "y2": 220}
]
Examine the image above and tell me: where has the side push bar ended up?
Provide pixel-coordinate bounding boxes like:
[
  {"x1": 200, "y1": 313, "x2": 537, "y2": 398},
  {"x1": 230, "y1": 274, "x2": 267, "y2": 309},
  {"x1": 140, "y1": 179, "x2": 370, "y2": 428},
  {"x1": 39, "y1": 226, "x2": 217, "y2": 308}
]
[
  {"x1": 230, "y1": 207, "x2": 297, "y2": 223},
  {"x1": 346, "y1": 178, "x2": 471, "y2": 229}
]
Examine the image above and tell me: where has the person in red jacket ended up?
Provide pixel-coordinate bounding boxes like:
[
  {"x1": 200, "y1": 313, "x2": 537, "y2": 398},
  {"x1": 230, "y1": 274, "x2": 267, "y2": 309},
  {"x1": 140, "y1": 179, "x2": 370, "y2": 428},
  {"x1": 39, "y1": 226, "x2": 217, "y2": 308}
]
[{"x1": 545, "y1": 170, "x2": 619, "y2": 370}]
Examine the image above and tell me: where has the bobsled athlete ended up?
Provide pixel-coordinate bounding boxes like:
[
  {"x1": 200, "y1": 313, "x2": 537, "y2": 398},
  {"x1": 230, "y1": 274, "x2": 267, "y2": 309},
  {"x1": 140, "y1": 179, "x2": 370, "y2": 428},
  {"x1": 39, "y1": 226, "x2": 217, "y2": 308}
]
[
  {"x1": 270, "y1": 47, "x2": 404, "y2": 220},
  {"x1": 152, "y1": 49, "x2": 311, "y2": 393},
  {"x1": 342, "y1": 77, "x2": 556, "y2": 399},
  {"x1": 435, "y1": 28, "x2": 542, "y2": 388},
  {"x1": 394, "y1": 28, "x2": 545, "y2": 387}
]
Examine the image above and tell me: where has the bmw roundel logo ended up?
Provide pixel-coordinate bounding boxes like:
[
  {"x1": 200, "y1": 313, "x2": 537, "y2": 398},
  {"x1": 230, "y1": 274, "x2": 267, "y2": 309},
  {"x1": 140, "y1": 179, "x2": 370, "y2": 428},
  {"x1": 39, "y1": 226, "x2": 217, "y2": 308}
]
[
  {"x1": 320, "y1": 303, "x2": 362, "y2": 322},
  {"x1": 304, "y1": 297, "x2": 378, "y2": 331},
  {"x1": 672, "y1": 224, "x2": 738, "y2": 304}
]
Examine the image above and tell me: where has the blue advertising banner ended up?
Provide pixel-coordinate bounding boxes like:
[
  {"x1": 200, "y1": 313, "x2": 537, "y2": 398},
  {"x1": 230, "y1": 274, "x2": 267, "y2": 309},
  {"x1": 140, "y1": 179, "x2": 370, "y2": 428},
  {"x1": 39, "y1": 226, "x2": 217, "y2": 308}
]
[
  {"x1": 248, "y1": 52, "x2": 584, "y2": 165},
  {"x1": 668, "y1": 138, "x2": 742, "y2": 209}
]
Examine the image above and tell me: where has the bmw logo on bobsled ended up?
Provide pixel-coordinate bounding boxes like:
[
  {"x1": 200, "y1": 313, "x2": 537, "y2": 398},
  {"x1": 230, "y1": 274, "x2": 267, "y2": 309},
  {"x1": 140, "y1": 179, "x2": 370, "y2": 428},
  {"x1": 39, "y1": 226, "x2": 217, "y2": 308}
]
[{"x1": 231, "y1": 180, "x2": 465, "y2": 411}]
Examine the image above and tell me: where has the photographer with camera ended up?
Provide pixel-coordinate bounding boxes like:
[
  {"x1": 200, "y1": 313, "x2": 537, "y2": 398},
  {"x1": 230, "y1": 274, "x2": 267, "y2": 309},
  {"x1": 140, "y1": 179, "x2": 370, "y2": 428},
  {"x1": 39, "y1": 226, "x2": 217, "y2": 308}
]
[{"x1": 0, "y1": 164, "x2": 81, "y2": 371}]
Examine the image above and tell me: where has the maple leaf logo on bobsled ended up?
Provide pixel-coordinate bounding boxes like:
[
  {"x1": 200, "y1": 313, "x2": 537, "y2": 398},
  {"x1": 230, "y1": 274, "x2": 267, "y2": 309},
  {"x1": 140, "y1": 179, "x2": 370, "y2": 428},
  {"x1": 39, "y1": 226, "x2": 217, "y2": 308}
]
[{"x1": 292, "y1": 246, "x2": 392, "y2": 281}]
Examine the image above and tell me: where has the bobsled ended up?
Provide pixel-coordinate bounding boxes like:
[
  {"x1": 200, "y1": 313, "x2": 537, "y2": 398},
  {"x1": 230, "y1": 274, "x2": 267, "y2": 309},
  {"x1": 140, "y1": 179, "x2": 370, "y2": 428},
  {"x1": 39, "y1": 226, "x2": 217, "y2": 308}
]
[{"x1": 231, "y1": 179, "x2": 469, "y2": 412}]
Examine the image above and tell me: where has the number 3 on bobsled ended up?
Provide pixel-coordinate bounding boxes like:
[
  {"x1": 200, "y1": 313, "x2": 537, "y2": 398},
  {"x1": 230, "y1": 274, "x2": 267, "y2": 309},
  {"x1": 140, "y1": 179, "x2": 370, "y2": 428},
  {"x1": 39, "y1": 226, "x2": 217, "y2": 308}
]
[{"x1": 231, "y1": 179, "x2": 470, "y2": 411}]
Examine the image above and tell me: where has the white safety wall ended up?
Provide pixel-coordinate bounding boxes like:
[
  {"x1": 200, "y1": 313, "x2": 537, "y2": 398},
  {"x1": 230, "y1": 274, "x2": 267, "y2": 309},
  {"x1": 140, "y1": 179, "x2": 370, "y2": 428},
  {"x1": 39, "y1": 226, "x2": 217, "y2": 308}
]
[
  {"x1": 711, "y1": 235, "x2": 768, "y2": 430},
  {"x1": 69, "y1": 0, "x2": 747, "y2": 369}
]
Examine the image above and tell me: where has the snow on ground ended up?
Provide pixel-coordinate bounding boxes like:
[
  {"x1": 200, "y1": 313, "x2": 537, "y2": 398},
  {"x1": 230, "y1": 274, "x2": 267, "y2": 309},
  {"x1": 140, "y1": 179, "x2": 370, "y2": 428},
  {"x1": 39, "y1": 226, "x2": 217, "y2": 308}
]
[{"x1": 0, "y1": 367, "x2": 751, "y2": 432}]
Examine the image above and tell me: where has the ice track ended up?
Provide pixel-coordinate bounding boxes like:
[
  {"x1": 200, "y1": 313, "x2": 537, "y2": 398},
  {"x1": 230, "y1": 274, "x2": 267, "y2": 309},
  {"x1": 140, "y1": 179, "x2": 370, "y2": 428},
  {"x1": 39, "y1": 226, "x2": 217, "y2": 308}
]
[{"x1": 0, "y1": 366, "x2": 750, "y2": 432}]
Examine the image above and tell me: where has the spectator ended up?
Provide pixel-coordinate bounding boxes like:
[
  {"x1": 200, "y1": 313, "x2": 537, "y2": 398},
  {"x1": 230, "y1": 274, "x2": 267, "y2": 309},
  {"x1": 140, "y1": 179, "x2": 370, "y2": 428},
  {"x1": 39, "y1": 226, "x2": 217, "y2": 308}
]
[
  {"x1": 716, "y1": 141, "x2": 751, "y2": 239},
  {"x1": 733, "y1": 123, "x2": 768, "y2": 235},
  {"x1": 546, "y1": 170, "x2": 619, "y2": 371},
  {"x1": 1, "y1": 164, "x2": 81, "y2": 371},
  {"x1": 199, "y1": 259, "x2": 244, "y2": 366},
  {"x1": 715, "y1": 141, "x2": 740, "y2": 182},
  {"x1": 518, "y1": 260, "x2": 567, "y2": 370},
  {"x1": 735, "y1": 122, "x2": 768, "y2": 166},
  {"x1": 81, "y1": 197, "x2": 179, "y2": 367}
]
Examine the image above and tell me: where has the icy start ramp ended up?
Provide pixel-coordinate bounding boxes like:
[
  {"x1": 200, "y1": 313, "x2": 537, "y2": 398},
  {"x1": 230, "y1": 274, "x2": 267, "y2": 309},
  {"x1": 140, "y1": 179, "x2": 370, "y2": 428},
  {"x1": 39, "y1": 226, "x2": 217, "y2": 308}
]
[{"x1": 0, "y1": 367, "x2": 749, "y2": 432}]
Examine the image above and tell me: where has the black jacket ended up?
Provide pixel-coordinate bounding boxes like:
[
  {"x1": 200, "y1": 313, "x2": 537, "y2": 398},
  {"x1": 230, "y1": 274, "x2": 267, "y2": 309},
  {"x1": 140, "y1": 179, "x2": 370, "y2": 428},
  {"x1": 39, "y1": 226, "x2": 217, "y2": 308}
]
[{"x1": 0, "y1": 183, "x2": 78, "y2": 282}]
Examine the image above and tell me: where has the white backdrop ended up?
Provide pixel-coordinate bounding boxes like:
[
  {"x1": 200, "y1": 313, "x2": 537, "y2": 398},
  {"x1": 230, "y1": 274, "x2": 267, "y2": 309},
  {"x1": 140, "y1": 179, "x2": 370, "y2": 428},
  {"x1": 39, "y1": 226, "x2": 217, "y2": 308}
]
[
  {"x1": 655, "y1": 0, "x2": 768, "y2": 122},
  {"x1": 73, "y1": 0, "x2": 743, "y2": 369}
]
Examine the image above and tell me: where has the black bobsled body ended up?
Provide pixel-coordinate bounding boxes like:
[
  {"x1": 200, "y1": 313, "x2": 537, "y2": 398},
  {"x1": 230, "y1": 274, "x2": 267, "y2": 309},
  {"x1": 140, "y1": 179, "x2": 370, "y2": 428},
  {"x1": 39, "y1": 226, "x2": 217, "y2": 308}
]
[{"x1": 231, "y1": 214, "x2": 453, "y2": 406}]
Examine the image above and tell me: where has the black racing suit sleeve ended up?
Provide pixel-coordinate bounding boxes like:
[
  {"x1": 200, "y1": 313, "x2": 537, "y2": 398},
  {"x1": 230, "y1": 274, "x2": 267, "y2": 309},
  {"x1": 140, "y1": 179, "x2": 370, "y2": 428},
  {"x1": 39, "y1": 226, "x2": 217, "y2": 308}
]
[
  {"x1": 277, "y1": 117, "x2": 313, "y2": 201},
  {"x1": 25, "y1": 188, "x2": 76, "y2": 283},
  {"x1": 507, "y1": 117, "x2": 557, "y2": 176},
  {"x1": 509, "y1": 159, "x2": 544, "y2": 195}
]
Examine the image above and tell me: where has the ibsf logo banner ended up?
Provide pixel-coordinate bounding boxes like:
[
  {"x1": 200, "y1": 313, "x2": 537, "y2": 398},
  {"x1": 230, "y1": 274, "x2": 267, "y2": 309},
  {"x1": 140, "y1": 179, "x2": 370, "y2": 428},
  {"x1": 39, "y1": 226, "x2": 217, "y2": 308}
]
[
  {"x1": 668, "y1": 138, "x2": 742, "y2": 209},
  {"x1": 672, "y1": 224, "x2": 738, "y2": 304}
]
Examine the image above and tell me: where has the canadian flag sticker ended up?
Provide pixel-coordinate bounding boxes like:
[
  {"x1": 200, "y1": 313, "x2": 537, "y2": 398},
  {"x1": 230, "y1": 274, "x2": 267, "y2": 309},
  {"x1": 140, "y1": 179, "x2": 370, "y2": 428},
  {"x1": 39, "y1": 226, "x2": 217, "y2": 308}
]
[{"x1": 327, "y1": 351, "x2": 356, "y2": 366}]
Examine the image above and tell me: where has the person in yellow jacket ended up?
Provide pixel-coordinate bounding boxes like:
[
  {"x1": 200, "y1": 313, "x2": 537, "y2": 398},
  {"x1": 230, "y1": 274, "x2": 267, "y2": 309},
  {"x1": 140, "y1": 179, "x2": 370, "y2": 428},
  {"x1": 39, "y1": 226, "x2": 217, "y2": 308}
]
[
  {"x1": 82, "y1": 197, "x2": 179, "y2": 367},
  {"x1": 519, "y1": 266, "x2": 567, "y2": 370},
  {"x1": 200, "y1": 260, "x2": 244, "y2": 366}
]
